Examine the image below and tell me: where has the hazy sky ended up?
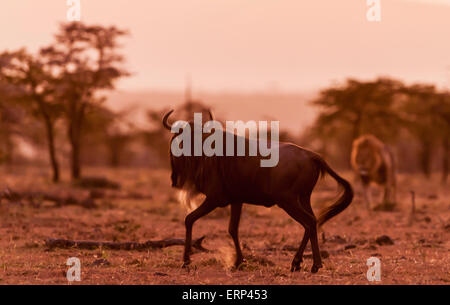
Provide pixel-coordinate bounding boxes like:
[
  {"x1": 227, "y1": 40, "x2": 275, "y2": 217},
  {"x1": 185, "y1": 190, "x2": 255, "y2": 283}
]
[{"x1": 1, "y1": 0, "x2": 449, "y2": 92}]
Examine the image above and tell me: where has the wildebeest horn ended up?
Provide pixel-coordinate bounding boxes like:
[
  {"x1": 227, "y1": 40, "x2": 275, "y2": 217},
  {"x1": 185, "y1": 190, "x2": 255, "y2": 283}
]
[
  {"x1": 162, "y1": 110, "x2": 174, "y2": 130},
  {"x1": 208, "y1": 109, "x2": 214, "y2": 121}
]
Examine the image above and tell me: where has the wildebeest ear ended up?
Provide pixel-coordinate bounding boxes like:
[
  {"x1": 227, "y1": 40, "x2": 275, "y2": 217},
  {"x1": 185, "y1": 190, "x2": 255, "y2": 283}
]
[
  {"x1": 162, "y1": 109, "x2": 174, "y2": 130},
  {"x1": 207, "y1": 109, "x2": 214, "y2": 121}
]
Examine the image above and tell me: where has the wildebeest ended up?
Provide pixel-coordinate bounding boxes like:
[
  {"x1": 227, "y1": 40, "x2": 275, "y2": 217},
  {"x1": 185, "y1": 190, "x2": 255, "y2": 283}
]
[
  {"x1": 351, "y1": 134, "x2": 396, "y2": 210},
  {"x1": 162, "y1": 109, "x2": 353, "y2": 273}
]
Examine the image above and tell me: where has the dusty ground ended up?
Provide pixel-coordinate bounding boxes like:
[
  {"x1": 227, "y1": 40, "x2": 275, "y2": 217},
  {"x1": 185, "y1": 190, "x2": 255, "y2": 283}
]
[{"x1": 0, "y1": 166, "x2": 448, "y2": 285}]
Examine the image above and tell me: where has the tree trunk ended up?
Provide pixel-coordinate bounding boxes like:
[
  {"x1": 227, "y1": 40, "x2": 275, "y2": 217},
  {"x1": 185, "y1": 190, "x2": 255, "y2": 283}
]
[
  {"x1": 69, "y1": 127, "x2": 81, "y2": 180},
  {"x1": 443, "y1": 136, "x2": 449, "y2": 183},
  {"x1": 108, "y1": 140, "x2": 120, "y2": 168},
  {"x1": 34, "y1": 95, "x2": 60, "y2": 183},
  {"x1": 419, "y1": 139, "x2": 432, "y2": 178},
  {"x1": 4, "y1": 133, "x2": 14, "y2": 165},
  {"x1": 352, "y1": 113, "x2": 362, "y2": 141},
  {"x1": 349, "y1": 112, "x2": 363, "y2": 168},
  {"x1": 44, "y1": 118, "x2": 60, "y2": 183},
  {"x1": 68, "y1": 104, "x2": 86, "y2": 181}
]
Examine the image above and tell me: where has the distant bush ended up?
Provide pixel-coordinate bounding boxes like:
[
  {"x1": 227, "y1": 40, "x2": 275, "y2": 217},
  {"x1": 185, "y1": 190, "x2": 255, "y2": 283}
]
[{"x1": 74, "y1": 176, "x2": 121, "y2": 190}]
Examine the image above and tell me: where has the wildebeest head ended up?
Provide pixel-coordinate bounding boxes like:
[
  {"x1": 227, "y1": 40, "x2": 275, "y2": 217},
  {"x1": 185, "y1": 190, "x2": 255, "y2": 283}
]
[{"x1": 162, "y1": 109, "x2": 215, "y2": 189}]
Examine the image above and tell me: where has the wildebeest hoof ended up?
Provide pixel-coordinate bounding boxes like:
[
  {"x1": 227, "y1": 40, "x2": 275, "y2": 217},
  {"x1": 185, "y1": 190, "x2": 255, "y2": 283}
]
[
  {"x1": 310, "y1": 264, "x2": 322, "y2": 273},
  {"x1": 182, "y1": 260, "x2": 191, "y2": 268},
  {"x1": 291, "y1": 258, "x2": 302, "y2": 272},
  {"x1": 290, "y1": 264, "x2": 301, "y2": 272},
  {"x1": 233, "y1": 258, "x2": 245, "y2": 270}
]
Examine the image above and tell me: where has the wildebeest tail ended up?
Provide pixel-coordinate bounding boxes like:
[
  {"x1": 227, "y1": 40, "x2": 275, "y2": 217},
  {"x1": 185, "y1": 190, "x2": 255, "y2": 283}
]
[{"x1": 313, "y1": 156, "x2": 354, "y2": 227}]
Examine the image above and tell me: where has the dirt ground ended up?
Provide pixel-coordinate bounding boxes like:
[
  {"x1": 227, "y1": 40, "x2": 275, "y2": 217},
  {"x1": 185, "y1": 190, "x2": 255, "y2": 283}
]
[{"x1": 0, "y1": 166, "x2": 448, "y2": 285}]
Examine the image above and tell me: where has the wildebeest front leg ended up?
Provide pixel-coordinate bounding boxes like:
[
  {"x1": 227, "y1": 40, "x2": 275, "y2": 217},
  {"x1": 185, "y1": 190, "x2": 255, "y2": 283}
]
[
  {"x1": 229, "y1": 203, "x2": 244, "y2": 268},
  {"x1": 183, "y1": 198, "x2": 217, "y2": 267}
]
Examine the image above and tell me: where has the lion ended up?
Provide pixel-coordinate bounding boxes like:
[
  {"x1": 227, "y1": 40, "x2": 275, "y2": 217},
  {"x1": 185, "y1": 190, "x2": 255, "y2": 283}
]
[{"x1": 351, "y1": 134, "x2": 396, "y2": 210}]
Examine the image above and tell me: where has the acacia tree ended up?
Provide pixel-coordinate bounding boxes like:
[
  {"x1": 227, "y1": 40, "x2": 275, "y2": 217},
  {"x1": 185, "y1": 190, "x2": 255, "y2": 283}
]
[
  {"x1": 0, "y1": 49, "x2": 62, "y2": 181},
  {"x1": 436, "y1": 92, "x2": 450, "y2": 183},
  {"x1": 0, "y1": 83, "x2": 23, "y2": 164},
  {"x1": 82, "y1": 105, "x2": 136, "y2": 167},
  {"x1": 309, "y1": 78, "x2": 404, "y2": 165},
  {"x1": 312, "y1": 78, "x2": 403, "y2": 140},
  {"x1": 41, "y1": 22, "x2": 128, "y2": 180},
  {"x1": 400, "y1": 85, "x2": 450, "y2": 180},
  {"x1": 439, "y1": 93, "x2": 450, "y2": 183}
]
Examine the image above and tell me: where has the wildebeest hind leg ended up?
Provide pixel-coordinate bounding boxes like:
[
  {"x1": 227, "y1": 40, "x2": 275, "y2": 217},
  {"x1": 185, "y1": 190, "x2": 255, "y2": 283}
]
[
  {"x1": 291, "y1": 229, "x2": 310, "y2": 272},
  {"x1": 229, "y1": 203, "x2": 244, "y2": 269},
  {"x1": 183, "y1": 198, "x2": 217, "y2": 267},
  {"x1": 279, "y1": 200, "x2": 322, "y2": 273},
  {"x1": 290, "y1": 194, "x2": 316, "y2": 272}
]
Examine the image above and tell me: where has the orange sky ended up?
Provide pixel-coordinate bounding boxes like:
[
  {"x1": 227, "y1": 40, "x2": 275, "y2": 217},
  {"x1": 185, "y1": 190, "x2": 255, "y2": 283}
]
[{"x1": 1, "y1": 0, "x2": 449, "y2": 92}]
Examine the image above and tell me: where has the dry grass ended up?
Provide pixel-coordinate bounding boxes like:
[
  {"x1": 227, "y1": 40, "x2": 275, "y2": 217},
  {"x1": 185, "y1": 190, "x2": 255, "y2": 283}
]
[{"x1": 0, "y1": 166, "x2": 448, "y2": 284}]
